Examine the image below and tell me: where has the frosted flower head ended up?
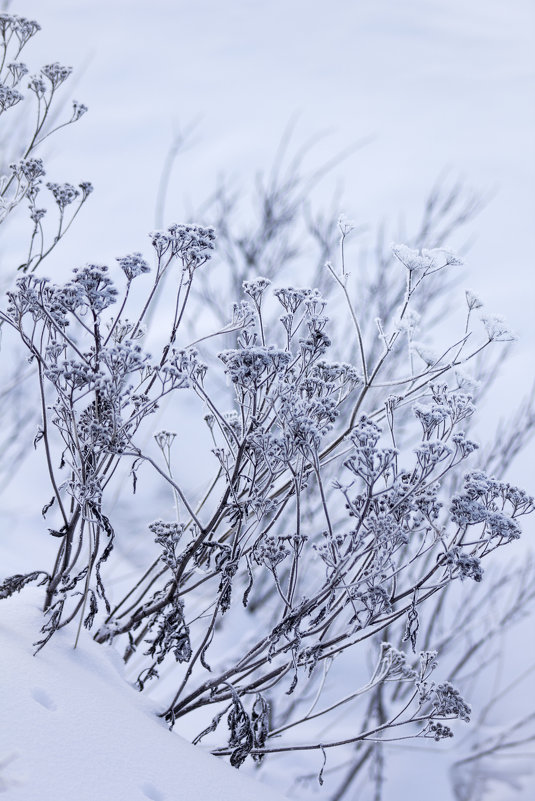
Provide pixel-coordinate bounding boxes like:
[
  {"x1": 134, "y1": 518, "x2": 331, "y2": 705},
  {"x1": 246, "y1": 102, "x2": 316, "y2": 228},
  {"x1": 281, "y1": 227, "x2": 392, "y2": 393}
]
[
  {"x1": 167, "y1": 222, "x2": 215, "y2": 261},
  {"x1": 413, "y1": 402, "x2": 448, "y2": 436},
  {"x1": 411, "y1": 341, "x2": 438, "y2": 366},
  {"x1": 150, "y1": 230, "x2": 170, "y2": 257},
  {"x1": 426, "y1": 722, "x2": 454, "y2": 741},
  {"x1": 154, "y1": 430, "x2": 176, "y2": 451},
  {"x1": 231, "y1": 301, "x2": 255, "y2": 329},
  {"x1": 486, "y1": 511, "x2": 521, "y2": 541},
  {"x1": 30, "y1": 207, "x2": 46, "y2": 223},
  {"x1": 148, "y1": 520, "x2": 185, "y2": 568},
  {"x1": 451, "y1": 431, "x2": 479, "y2": 458},
  {"x1": 349, "y1": 415, "x2": 382, "y2": 450},
  {"x1": 116, "y1": 252, "x2": 150, "y2": 281},
  {"x1": 338, "y1": 213, "x2": 356, "y2": 236},
  {"x1": 431, "y1": 682, "x2": 471, "y2": 722},
  {"x1": 273, "y1": 286, "x2": 307, "y2": 314},
  {"x1": 79, "y1": 181, "x2": 93, "y2": 200},
  {"x1": 0, "y1": 14, "x2": 15, "y2": 38},
  {"x1": 46, "y1": 182, "x2": 79, "y2": 210},
  {"x1": 219, "y1": 346, "x2": 291, "y2": 387},
  {"x1": 465, "y1": 289, "x2": 483, "y2": 310},
  {"x1": 394, "y1": 309, "x2": 421, "y2": 334},
  {"x1": 11, "y1": 157, "x2": 45, "y2": 183},
  {"x1": 392, "y1": 244, "x2": 432, "y2": 271},
  {"x1": 392, "y1": 244, "x2": 462, "y2": 272},
  {"x1": 28, "y1": 76, "x2": 46, "y2": 97},
  {"x1": 455, "y1": 368, "x2": 481, "y2": 394},
  {"x1": 0, "y1": 83, "x2": 23, "y2": 111},
  {"x1": 242, "y1": 276, "x2": 270, "y2": 304},
  {"x1": 0, "y1": 15, "x2": 39, "y2": 49},
  {"x1": 149, "y1": 519, "x2": 184, "y2": 543},
  {"x1": 8, "y1": 62, "x2": 29, "y2": 85},
  {"x1": 72, "y1": 100, "x2": 88, "y2": 121},
  {"x1": 150, "y1": 223, "x2": 215, "y2": 268},
  {"x1": 203, "y1": 414, "x2": 215, "y2": 430},
  {"x1": 70, "y1": 263, "x2": 118, "y2": 312},
  {"x1": 415, "y1": 440, "x2": 452, "y2": 467},
  {"x1": 13, "y1": 16, "x2": 40, "y2": 46},
  {"x1": 444, "y1": 546, "x2": 483, "y2": 582},
  {"x1": 380, "y1": 644, "x2": 417, "y2": 681},
  {"x1": 253, "y1": 535, "x2": 291, "y2": 568},
  {"x1": 303, "y1": 288, "x2": 326, "y2": 317},
  {"x1": 480, "y1": 314, "x2": 517, "y2": 342},
  {"x1": 41, "y1": 63, "x2": 72, "y2": 89}
]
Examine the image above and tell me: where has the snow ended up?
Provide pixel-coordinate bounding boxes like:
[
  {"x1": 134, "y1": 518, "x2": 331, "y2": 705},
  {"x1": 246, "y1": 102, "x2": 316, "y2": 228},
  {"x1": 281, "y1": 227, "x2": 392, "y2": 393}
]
[{"x1": 0, "y1": 589, "x2": 291, "y2": 801}]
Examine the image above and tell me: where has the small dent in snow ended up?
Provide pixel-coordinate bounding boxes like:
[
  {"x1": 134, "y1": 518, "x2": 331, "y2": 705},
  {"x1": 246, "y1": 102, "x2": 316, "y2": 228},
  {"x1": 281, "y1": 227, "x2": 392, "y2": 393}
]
[
  {"x1": 0, "y1": 753, "x2": 20, "y2": 792},
  {"x1": 141, "y1": 782, "x2": 164, "y2": 800},
  {"x1": 31, "y1": 687, "x2": 56, "y2": 711}
]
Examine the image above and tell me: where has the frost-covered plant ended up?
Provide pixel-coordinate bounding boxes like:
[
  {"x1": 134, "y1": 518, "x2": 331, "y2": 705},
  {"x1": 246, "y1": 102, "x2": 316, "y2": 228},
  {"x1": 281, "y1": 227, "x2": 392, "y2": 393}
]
[
  {"x1": 1, "y1": 11, "x2": 534, "y2": 801},
  {"x1": 0, "y1": 12, "x2": 90, "y2": 239},
  {"x1": 0, "y1": 10, "x2": 91, "y2": 488},
  {"x1": 1, "y1": 211, "x2": 532, "y2": 778}
]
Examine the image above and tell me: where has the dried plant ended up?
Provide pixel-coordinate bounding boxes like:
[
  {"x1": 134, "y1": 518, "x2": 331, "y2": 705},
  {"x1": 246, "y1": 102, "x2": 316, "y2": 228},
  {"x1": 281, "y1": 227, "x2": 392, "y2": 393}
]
[
  {"x1": 0, "y1": 10, "x2": 91, "y2": 488},
  {"x1": 0, "y1": 11, "x2": 534, "y2": 801}
]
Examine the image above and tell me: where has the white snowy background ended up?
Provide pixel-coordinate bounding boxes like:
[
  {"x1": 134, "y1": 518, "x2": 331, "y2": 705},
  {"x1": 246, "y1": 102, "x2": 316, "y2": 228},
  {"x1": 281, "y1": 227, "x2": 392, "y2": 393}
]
[{"x1": 1, "y1": 1, "x2": 534, "y2": 800}]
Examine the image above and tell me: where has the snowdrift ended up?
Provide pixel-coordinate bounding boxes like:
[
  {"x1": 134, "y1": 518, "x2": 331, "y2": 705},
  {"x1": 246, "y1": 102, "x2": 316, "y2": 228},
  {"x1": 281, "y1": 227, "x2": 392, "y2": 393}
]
[{"x1": 0, "y1": 590, "x2": 290, "y2": 801}]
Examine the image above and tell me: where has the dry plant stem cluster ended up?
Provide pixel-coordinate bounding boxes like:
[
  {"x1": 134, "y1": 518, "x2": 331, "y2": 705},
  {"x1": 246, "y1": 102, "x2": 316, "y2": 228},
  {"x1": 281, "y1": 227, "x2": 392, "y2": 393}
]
[
  {"x1": 0, "y1": 13, "x2": 90, "y2": 251},
  {"x1": 1, "y1": 217, "x2": 531, "y2": 768},
  {"x1": 0, "y1": 11, "x2": 91, "y2": 488},
  {"x1": 1, "y1": 11, "x2": 534, "y2": 799}
]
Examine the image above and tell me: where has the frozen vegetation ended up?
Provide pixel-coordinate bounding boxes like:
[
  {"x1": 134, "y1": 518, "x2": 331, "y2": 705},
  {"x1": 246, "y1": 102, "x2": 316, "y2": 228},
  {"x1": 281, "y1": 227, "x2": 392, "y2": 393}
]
[{"x1": 1, "y1": 6, "x2": 534, "y2": 801}]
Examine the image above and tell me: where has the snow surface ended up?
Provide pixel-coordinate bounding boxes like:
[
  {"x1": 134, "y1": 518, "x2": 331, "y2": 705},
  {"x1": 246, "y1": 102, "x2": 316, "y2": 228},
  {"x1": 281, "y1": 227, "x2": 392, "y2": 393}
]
[{"x1": 0, "y1": 589, "x2": 291, "y2": 801}]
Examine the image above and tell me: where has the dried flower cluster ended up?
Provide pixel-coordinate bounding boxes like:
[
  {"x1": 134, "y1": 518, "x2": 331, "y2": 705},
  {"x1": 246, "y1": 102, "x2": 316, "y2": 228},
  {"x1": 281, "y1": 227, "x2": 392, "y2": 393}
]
[
  {"x1": 1, "y1": 217, "x2": 532, "y2": 769},
  {"x1": 0, "y1": 11, "x2": 534, "y2": 801}
]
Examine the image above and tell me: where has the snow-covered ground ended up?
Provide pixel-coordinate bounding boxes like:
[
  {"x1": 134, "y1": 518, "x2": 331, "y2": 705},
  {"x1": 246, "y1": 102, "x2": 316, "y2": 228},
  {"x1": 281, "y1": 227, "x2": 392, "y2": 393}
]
[{"x1": 0, "y1": 589, "x2": 290, "y2": 801}]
